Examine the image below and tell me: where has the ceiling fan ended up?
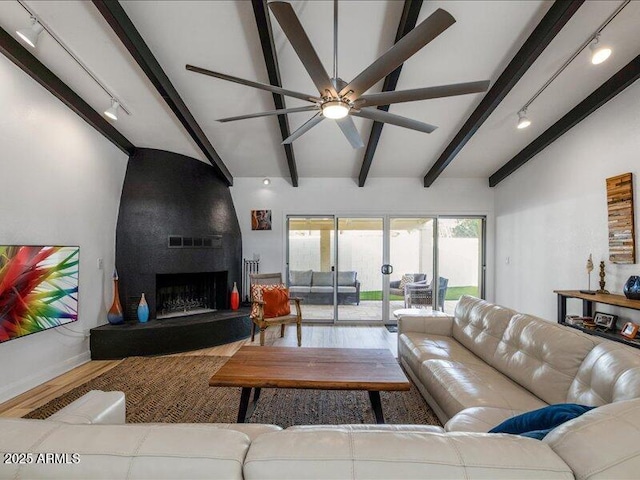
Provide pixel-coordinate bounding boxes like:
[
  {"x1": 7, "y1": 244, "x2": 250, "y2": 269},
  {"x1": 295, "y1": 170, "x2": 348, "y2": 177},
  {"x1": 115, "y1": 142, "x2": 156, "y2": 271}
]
[{"x1": 186, "y1": 1, "x2": 490, "y2": 149}]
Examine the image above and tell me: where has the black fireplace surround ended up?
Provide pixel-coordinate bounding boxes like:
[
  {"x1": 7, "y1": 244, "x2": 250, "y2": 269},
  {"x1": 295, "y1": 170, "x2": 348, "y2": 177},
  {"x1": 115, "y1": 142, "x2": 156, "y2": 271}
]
[{"x1": 115, "y1": 148, "x2": 242, "y2": 321}]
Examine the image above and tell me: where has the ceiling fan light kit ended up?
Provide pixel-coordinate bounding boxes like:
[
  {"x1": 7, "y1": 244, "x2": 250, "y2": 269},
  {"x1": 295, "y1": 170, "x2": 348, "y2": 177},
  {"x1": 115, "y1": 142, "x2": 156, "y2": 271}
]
[
  {"x1": 186, "y1": 1, "x2": 489, "y2": 148},
  {"x1": 321, "y1": 100, "x2": 349, "y2": 119}
]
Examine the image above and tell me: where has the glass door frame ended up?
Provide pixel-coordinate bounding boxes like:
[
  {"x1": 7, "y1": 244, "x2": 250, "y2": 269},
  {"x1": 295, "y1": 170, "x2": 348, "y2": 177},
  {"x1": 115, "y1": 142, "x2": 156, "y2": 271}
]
[{"x1": 435, "y1": 215, "x2": 487, "y2": 309}]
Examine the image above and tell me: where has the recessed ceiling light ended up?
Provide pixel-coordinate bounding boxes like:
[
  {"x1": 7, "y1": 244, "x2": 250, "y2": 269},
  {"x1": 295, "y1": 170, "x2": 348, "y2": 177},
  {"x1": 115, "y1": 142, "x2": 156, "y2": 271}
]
[
  {"x1": 263, "y1": 178, "x2": 271, "y2": 186},
  {"x1": 16, "y1": 17, "x2": 43, "y2": 49}
]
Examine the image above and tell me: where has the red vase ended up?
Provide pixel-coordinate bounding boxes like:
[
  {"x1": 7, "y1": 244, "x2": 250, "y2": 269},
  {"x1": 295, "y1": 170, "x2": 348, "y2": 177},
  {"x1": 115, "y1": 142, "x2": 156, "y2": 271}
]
[{"x1": 230, "y1": 282, "x2": 240, "y2": 310}]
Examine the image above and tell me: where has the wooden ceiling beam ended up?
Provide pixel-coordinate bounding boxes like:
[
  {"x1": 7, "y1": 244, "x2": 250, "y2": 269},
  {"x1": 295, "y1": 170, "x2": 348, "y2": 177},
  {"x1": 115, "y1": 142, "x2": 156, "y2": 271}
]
[
  {"x1": 422, "y1": 0, "x2": 584, "y2": 187},
  {"x1": 358, "y1": 0, "x2": 423, "y2": 187},
  {"x1": 489, "y1": 54, "x2": 640, "y2": 187},
  {"x1": 251, "y1": 0, "x2": 298, "y2": 187},
  {"x1": 93, "y1": 0, "x2": 233, "y2": 186},
  {"x1": 0, "y1": 26, "x2": 135, "y2": 156}
]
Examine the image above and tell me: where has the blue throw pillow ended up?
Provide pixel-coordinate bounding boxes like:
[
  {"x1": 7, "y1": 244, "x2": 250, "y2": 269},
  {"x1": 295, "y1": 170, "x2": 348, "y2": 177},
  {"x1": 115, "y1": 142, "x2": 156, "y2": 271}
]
[{"x1": 489, "y1": 403, "x2": 595, "y2": 440}]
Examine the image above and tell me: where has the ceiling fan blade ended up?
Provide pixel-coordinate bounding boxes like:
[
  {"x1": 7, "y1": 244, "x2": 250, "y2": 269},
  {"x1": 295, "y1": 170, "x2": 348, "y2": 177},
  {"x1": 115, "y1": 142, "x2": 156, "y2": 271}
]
[
  {"x1": 335, "y1": 116, "x2": 364, "y2": 149},
  {"x1": 186, "y1": 64, "x2": 320, "y2": 103},
  {"x1": 218, "y1": 106, "x2": 319, "y2": 123},
  {"x1": 269, "y1": 2, "x2": 337, "y2": 97},
  {"x1": 340, "y1": 9, "x2": 455, "y2": 100},
  {"x1": 282, "y1": 112, "x2": 325, "y2": 144},
  {"x1": 351, "y1": 108, "x2": 437, "y2": 134},
  {"x1": 355, "y1": 80, "x2": 490, "y2": 108}
]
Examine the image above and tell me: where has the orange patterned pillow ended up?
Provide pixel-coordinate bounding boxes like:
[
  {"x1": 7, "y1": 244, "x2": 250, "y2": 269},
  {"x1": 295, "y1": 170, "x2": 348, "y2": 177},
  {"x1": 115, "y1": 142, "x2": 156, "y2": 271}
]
[
  {"x1": 250, "y1": 283, "x2": 286, "y2": 318},
  {"x1": 263, "y1": 287, "x2": 291, "y2": 318}
]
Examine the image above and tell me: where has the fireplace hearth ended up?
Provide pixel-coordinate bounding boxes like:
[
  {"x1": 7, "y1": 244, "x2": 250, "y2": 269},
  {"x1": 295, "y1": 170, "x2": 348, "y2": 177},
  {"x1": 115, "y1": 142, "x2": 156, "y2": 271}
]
[{"x1": 156, "y1": 271, "x2": 227, "y2": 319}]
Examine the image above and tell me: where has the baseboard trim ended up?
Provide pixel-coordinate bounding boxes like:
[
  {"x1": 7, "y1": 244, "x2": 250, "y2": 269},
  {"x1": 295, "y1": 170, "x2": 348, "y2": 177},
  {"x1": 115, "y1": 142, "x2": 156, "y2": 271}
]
[{"x1": 0, "y1": 351, "x2": 91, "y2": 404}]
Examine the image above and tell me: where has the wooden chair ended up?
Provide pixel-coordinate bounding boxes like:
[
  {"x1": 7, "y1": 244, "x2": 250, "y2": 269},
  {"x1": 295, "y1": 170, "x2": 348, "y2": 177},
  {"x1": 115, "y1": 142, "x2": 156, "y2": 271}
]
[{"x1": 249, "y1": 273, "x2": 302, "y2": 346}]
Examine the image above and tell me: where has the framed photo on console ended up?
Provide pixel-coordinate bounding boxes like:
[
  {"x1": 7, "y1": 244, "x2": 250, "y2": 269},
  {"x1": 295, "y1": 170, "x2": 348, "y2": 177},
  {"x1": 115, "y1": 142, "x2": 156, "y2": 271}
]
[
  {"x1": 621, "y1": 322, "x2": 639, "y2": 339},
  {"x1": 593, "y1": 311, "x2": 617, "y2": 330}
]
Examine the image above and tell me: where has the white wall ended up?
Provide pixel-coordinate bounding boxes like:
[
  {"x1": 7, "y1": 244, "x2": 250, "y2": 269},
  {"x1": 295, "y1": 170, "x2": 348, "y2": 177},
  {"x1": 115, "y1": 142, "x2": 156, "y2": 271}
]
[
  {"x1": 0, "y1": 55, "x2": 128, "y2": 402},
  {"x1": 495, "y1": 79, "x2": 640, "y2": 325},
  {"x1": 230, "y1": 177, "x2": 495, "y2": 299}
]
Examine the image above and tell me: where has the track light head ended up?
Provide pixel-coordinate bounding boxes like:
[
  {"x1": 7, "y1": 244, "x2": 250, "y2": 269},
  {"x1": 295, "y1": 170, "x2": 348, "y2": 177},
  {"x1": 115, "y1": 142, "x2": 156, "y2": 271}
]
[
  {"x1": 517, "y1": 109, "x2": 531, "y2": 129},
  {"x1": 16, "y1": 17, "x2": 43, "y2": 48},
  {"x1": 590, "y1": 34, "x2": 611, "y2": 65},
  {"x1": 104, "y1": 100, "x2": 120, "y2": 121}
]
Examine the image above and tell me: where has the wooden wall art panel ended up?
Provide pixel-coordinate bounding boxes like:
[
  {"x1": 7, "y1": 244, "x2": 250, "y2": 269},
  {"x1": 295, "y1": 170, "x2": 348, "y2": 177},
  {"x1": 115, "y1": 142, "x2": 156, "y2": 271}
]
[{"x1": 607, "y1": 172, "x2": 636, "y2": 264}]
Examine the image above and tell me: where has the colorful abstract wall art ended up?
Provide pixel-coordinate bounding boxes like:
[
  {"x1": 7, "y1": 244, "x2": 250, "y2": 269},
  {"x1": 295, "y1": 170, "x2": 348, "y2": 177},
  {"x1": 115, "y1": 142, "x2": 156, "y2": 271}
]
[{"x1": 0, "y1": 246, "x2": 79, "y2": 344}]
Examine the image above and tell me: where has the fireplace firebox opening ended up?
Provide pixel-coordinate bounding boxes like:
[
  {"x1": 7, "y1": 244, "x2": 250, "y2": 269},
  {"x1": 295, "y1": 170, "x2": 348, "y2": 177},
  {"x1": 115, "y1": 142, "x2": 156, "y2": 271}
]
[{"x1": 155, "y1": 271, "x2": 227, "y2": 319}]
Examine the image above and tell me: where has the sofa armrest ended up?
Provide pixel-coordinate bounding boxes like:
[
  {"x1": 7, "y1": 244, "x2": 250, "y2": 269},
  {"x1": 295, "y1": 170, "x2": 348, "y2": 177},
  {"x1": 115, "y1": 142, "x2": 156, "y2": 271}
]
[
  {"x1": 389, "y1": 280, "x2": 401, "y2": 289},
  {"x1": 398, "y1": 312, "x2": 454, "y2": 336},
  {"x1": 47, "y1": 390, "x2": 126, "y2": 424}
]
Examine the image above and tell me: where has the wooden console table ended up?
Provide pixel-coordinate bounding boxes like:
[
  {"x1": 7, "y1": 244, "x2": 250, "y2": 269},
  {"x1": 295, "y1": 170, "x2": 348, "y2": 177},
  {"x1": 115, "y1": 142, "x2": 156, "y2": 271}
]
[{"x1": 554, "y1": 290, "x2": 640, "y2": 349}]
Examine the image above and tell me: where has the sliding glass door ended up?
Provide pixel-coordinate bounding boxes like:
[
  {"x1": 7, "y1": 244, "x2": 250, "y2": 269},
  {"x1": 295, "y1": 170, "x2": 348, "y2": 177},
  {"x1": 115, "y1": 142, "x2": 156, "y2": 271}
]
[
  {"x1": 436, "y1": 217, "x2": 485, "y2": 314},
  {"x1": 286, "y1": 215, "x2": 485, "y2": 322},
  {"x1": 287, "y1": 216, "x2": 335, "y2": 322},
  {"x1": 388, "y1": 218, "x2": 436, "y2": 319},
  {"x1": 336, "y1": 217, "x2": 384, "y2": 323}
]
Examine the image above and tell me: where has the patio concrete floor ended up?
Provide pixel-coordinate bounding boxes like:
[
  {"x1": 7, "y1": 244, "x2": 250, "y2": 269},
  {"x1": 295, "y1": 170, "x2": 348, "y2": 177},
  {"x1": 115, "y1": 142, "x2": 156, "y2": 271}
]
[{"x1": 300, "y1": 300, "x2": 457, "y2": 322}]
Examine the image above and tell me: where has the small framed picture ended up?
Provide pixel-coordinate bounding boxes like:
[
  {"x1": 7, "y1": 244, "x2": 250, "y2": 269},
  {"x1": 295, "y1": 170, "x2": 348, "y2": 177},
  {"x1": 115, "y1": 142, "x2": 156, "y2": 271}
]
[
  {"x1": 593, "y1": 311, "x2": 617, "y2": 330},
  {"x1": 251, "y1": 210, "x2": 272, "y2": 231},
  {"x1": 621, "y1": 322, "x2": 639, "y2": 339}
]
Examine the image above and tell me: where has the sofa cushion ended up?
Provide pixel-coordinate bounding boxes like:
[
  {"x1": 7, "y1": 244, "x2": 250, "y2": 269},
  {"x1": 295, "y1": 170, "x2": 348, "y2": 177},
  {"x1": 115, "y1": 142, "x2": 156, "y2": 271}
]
[
  {"x1": 289, "y1": 286, "x2": 310, "y2": 294},
  {"x1": 311, "y1": 271, "x2": 333, "y2": 286},
  {"x1": 243, "y1": 429, "x2": 573, "y2": 480},
  {"x1": 399, "y1": 332, "x2": 486, "y2": 377},
  {"x1": 545, "y1": 398, "x2": 640, "y2": 480},
  {"x1": 489, "y1": 404, "x2": 595, "y2": 439},
  {"x1": 337, "y1": 286, "x2": 356, "y2": 293},
  {"x1": 337, "y1": 271, "x2": 356, "y2": 286},
  {"x1": 419, "y1": 359, "x2": 547, "y2": 420},
  {"x1": 310, "y1": 286, "x2": 333, "y2": 293},
  {"x1": 338, "y1": 271, "x2": 358, "y2": 287},
  {"x1": 492, "y1": 314, "x2": 597, "y2": 405},
  {"x1": 452, "y1": 295, "x2": 516, "y2": 366},
  {"x1": 567, "y1": 342, "x2": 640, "y2": 405},
  {"x1": 0, "y1": 420, "x2": 251, "y2": 480},
  {"x1": 445, "y1": 407, "x2": 527, "y2": 433},
  {"x1": 289, "y1": 270, "x2": 312, "y2": 286}
]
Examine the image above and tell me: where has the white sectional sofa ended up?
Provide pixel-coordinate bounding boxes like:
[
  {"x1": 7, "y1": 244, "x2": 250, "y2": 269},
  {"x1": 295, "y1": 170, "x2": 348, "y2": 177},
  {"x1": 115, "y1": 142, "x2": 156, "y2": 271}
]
[
  {"x1": 1, "y1": 389, "x2": 640, "y2": 479},
  {"x1": 2, "y1": 295, "x2": 640, "y2": 479}
]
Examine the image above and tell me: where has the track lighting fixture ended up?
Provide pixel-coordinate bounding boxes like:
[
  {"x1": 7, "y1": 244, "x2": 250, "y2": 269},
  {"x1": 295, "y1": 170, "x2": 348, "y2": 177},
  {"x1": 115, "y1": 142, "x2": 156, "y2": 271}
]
[
  {"x1": 16, "y1": 17, "x2": 43, "y2": 48},
  {"x1": 516, "y1": 110, "x2": 531, "y2": 129},
  {"x1": 589, "y1": 34, "x2": 612, "y2": 65},
  {"x1": 16, "y1": 1, "x2": 131, "y2": 122},
  {"x1": 513, "y1": 1, "x2": 629, "y2": 130},
  {"x1": 262, "y1": 178, "x2": 271, "y2": 186},
  {"x1": 104, "y1": 100, "x2": 120, "y2": 121}
]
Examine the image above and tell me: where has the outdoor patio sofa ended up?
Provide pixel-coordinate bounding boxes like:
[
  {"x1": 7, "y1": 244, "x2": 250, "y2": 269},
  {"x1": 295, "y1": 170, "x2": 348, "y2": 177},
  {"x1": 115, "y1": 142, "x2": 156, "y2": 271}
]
[{"x1": 288, "y1": 270, "x2": 360, "y2": 305}]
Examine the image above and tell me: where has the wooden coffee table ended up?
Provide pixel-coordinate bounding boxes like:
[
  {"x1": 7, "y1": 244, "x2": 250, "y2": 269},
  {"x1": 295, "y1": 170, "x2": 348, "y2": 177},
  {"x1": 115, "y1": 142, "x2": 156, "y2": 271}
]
[{"x1": 209, "y1": 346, "x2": 410, "y2": 424}]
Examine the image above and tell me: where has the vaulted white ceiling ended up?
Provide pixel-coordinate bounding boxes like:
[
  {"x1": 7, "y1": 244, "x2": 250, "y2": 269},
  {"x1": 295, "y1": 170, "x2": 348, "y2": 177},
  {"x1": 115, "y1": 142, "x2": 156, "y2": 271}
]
[{"x1": 1, "y1": 1, "x2": 638, "y2": 184}]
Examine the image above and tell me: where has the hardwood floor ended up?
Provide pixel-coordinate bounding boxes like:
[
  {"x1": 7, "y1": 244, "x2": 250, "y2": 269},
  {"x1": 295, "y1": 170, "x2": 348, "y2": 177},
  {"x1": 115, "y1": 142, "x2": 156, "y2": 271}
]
[{"x1": 0, "y1": 325, "x2": 397, "y2": 418}]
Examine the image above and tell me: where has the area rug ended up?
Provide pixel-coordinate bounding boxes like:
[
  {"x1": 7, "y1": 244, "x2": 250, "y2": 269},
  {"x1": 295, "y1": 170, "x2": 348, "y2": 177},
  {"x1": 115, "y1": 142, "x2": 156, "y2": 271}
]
[{"x1": 25, "y1": 356, "x2": 441, "y2": 428}]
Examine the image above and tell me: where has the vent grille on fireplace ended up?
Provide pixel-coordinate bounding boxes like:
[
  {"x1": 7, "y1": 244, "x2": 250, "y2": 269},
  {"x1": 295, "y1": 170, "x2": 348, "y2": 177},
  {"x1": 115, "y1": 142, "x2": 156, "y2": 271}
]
[{"x1": 168, "y1": 235, "x2": 222, "y2": 249}]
